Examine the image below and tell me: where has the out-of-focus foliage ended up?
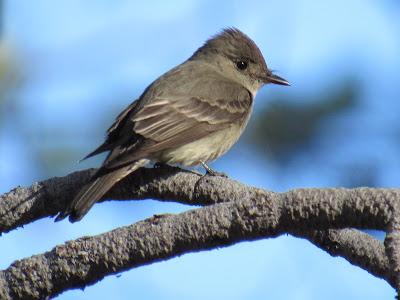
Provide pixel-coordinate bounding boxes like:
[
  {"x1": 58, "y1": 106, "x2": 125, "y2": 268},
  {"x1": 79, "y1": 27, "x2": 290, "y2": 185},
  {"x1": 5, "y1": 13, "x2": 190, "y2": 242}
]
[
  {"x1": 248, "y1": 81, "x2": 358, "y2": 163},
  {"x1": 0, "y1": 42, "x2": 22, "y2": 120}
]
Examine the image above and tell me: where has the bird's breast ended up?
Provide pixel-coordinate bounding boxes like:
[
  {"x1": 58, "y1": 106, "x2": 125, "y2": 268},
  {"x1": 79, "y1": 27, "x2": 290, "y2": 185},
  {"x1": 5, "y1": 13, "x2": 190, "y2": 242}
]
[{"x1": 159, "y1": 109, "x2": 252, "y2": 167}]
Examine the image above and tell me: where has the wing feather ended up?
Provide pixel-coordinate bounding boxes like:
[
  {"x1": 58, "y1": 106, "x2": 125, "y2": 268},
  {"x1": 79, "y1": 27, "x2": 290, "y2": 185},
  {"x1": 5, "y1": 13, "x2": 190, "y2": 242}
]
[{"x1": 133, "y1": 87, "x2": 252, "y2": 145}]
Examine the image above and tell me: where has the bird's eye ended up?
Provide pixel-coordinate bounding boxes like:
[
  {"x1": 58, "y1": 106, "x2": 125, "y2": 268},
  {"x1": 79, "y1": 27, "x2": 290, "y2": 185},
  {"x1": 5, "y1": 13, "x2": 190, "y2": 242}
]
[{"x1": 236, "y1": 61, "x2": 248, "y2": 71}]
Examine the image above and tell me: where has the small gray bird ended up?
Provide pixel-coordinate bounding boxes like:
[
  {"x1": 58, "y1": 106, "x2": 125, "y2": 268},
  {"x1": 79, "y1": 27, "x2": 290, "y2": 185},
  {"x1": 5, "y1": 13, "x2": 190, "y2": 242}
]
[{"x1": 56, "y1": 28, "x2": 290, "y2": 222}]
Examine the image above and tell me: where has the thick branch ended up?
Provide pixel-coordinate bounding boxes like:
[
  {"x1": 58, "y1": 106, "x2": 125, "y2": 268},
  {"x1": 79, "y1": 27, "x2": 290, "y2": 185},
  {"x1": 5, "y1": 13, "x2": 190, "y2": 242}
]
[
  {"x1": 0, "y1": 166, "x2": 395, "y2": 234},
  {"x1": 0, "y1": 166, "x2": 399, "y2": 297},
  {"x1": 0, "y1": 166, "x2": 262, "y2": 234},
  {"x1": 0, "y1": 192, "x2": 393, "y2": 299}
]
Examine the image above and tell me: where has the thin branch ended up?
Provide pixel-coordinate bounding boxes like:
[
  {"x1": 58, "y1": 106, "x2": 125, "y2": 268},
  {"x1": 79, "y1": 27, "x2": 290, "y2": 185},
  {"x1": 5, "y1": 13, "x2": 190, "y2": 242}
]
[{"x1": 293, "y1": 229, "x2": 394, "y2": 287}]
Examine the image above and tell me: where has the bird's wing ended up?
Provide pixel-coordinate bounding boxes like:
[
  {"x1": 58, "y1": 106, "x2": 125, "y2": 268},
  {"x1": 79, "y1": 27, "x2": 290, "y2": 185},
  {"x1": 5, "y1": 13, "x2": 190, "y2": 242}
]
[{"x1": 134, "y1": 88, "x2": 252, "y2": 146}]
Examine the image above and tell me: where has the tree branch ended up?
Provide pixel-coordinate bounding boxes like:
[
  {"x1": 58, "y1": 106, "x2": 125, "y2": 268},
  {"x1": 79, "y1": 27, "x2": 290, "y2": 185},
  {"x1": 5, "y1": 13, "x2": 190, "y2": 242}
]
[{"x1": 0, "y1": 166, "x2": 398, "y2": 298}]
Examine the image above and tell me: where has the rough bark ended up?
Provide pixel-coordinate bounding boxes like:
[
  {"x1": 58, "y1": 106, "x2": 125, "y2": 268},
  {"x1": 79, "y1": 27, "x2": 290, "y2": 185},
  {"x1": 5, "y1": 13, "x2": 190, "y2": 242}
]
[{"x1": 0, "y1": 165, "x2": 398, "y2": 299}]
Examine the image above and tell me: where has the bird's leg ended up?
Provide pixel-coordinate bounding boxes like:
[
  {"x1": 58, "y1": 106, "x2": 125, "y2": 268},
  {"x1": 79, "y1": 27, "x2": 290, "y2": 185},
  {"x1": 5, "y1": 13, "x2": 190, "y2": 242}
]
[
  {"x1": 153, "y1": 161, "x2": 227, "y2": 177},
  {"x1": 193, "y1": 160, "x2": 228, "y2": 192},
  {"x1": 199, "y1": 159, "x2": 228, "y2": 178}
]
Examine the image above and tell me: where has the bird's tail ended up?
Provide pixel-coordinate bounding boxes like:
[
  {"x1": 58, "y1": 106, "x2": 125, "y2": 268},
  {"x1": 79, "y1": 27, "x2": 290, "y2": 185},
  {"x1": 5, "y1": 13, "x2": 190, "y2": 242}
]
[{"x1": 55, "y1": 159, "x2": 149, "y2": 223}]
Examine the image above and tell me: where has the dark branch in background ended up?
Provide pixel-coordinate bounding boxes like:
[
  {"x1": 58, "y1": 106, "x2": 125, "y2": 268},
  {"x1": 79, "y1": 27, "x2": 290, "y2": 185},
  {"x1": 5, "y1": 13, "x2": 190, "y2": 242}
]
[{"x1": 0, "y1": 165, "x2": 399, "y2": 299}]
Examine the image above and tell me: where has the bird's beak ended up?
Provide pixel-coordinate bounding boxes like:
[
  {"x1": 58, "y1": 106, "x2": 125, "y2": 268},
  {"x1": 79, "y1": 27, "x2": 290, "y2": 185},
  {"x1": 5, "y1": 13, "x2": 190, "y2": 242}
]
[{"x1": 262, "y1": 73, "x2": 290, "y2": 86}]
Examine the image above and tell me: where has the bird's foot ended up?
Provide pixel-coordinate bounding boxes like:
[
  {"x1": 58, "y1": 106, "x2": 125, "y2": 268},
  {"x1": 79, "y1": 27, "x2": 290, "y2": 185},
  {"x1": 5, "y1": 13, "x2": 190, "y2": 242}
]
[{"x1": 199, "y1": 159, "x2": 228, "y2": 178}]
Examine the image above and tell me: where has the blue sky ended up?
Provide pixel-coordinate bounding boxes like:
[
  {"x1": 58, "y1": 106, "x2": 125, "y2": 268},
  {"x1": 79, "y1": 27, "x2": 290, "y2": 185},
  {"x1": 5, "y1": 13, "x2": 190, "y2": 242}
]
[{"x1": 1, "y1": 1, "x2": 399, "y2": 299}]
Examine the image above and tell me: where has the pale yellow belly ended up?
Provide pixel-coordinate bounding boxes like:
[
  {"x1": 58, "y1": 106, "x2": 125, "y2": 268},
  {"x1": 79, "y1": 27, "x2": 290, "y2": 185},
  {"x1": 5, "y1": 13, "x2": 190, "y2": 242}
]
[{"x1": 159, "y1": 117, "x2": 250, "y2": 167}]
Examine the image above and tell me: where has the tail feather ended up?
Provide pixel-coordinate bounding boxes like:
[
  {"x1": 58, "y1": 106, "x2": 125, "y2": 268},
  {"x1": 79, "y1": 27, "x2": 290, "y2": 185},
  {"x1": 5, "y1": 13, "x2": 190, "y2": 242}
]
[
  {"x1": 55, "y1": 159, "x2": 149, "y2": 222},
  {"x1": 70, "y1": 172, "x2": 121, "y2": 222}
]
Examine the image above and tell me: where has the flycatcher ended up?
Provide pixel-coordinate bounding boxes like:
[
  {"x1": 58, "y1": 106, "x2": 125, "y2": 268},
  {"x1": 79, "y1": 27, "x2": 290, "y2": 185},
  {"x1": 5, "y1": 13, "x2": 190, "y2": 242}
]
[{"x1": 56, "y1": 28, "x2": 290, "y2": 223}]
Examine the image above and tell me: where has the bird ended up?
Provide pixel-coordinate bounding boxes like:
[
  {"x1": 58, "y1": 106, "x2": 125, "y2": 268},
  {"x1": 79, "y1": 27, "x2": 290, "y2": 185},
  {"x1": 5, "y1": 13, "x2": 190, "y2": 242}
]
[{"x1": 55, "y1": 28, "x2": 290, "y2": 223}]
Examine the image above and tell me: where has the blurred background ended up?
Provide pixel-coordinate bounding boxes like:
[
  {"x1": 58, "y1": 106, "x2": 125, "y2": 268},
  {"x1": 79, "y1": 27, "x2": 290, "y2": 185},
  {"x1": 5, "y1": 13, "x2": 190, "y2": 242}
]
[{"x1": 1, "y1": 1, "x2": 399, "y2": 299}]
